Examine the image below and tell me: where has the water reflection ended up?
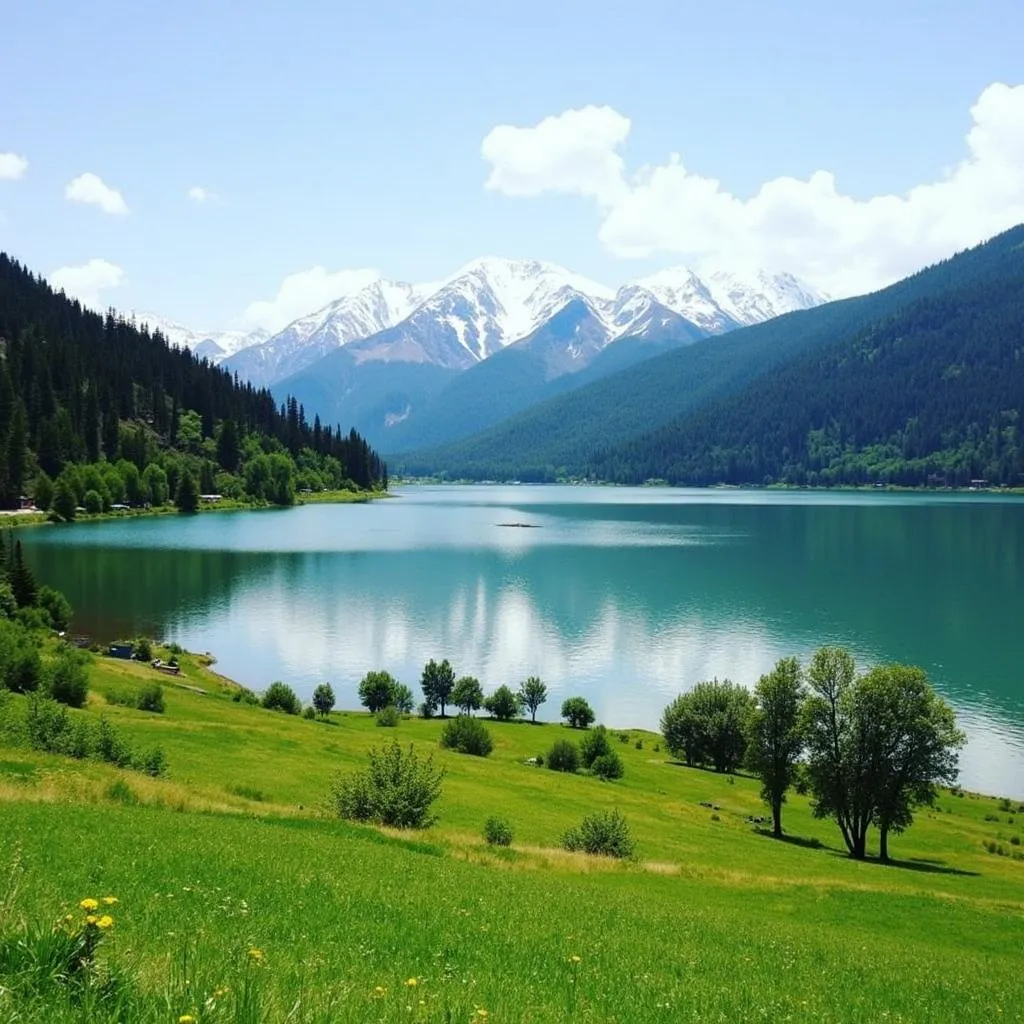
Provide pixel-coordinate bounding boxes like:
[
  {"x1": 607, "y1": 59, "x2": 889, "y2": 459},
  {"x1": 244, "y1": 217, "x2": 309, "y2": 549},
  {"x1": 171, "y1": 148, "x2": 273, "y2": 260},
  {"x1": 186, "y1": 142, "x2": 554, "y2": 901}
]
[{"x1": 17, "y1": 487, "x2": 1024, "y2": 797}]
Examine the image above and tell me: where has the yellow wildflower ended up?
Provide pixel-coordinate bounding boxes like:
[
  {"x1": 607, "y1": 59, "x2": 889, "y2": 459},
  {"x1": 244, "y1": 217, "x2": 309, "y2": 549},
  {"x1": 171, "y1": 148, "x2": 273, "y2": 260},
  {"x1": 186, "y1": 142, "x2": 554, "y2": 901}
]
[
  {"x1": 85, "y1": 915, "x2": 98, "y2": 926},
  {"x1": 102, "y1": 896, "x2": 118, "y2": 906},
  {"x1": 569, "y1": 955, "x2": 581, "y2": 964},
  {"x1": 247, "y1": 947, "x2": 264, "y2": 961},
  {"x1": 474, "y1": 1010, "x2": 489, "y2": 1019},
  {"x1": 373, "y1": 985, "x2": 387, "y2": 997},
  {"x1": 405, "y1": 977, "x2": 419, "y2": 987},
  {"x1": 179, "y1": 1016, "x2": 196, "y2": 1024},
  {"x1": 80, "y1": 898, "x2": 99, "y2": 912},
  {"x1": 97, "y1": 916, "x2": 114, "y2": 930}
]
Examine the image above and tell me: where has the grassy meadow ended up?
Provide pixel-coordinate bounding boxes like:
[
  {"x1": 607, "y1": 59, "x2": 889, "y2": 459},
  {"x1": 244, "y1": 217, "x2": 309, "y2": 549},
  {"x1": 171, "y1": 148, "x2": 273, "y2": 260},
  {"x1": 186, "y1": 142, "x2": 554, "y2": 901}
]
[{"x1": 1, "y1": 651, "x2": 1023, "y2": 1022}]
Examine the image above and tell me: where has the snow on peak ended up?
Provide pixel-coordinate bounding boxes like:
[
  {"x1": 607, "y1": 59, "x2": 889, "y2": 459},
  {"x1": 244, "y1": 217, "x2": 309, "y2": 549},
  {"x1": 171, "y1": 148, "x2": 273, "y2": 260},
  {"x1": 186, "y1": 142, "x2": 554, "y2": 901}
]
[{"x1": 127, "y1": 311, "x2": 268, "y2": 362}]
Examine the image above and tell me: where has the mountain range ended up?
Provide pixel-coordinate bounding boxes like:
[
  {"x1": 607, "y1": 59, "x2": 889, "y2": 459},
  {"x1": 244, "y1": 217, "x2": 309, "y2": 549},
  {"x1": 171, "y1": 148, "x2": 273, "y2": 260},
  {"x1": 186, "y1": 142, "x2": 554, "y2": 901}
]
[{"x1": 133, "y1": 258, "x2": 823, "y2": 455}]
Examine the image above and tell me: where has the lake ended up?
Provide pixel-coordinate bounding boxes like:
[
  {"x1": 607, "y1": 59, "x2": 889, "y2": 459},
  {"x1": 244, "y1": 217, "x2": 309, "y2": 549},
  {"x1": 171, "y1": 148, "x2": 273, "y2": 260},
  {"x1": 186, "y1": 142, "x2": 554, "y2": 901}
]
[{"x1": 17, "y1": 485, "x2": 1024, "y2": 798}]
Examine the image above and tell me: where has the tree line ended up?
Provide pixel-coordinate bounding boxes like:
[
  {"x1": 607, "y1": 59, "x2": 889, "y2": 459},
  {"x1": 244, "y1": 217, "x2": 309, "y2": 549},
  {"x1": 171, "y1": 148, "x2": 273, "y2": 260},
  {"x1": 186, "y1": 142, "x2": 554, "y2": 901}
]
[
  {"x1": 661, "y1": 648, "x2": 964, "y2": 860},
  {"x1": 0, "y1": 252, "x2": 387, "y2": 511}
]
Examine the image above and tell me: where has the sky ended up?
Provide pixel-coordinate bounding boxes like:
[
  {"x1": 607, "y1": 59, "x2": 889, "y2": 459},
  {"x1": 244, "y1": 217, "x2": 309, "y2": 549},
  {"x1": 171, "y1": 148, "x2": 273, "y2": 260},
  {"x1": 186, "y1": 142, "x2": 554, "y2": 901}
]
[{"x1": 1, "y1": 0, "x2": 1023, "y2": 333}]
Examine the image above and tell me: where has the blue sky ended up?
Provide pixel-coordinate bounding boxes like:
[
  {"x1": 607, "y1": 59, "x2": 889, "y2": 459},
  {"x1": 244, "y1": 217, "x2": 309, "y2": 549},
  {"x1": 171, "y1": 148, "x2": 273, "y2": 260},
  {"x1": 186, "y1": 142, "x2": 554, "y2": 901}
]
[{"x1": 2, "y1": 0, "x2": 1023, "y2": 331}]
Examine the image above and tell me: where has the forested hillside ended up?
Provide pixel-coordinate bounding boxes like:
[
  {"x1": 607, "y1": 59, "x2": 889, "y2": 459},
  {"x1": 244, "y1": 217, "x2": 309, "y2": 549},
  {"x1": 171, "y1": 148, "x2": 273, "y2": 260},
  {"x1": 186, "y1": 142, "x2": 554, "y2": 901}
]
[
  {"x1": 401, "y1": 226, "x2": 1024, "y2": 484},
  {"x1": 0, "y1": 254, "x2": 386, "y2": 513},
  {"x1": 590, "y1": 270, "x2": 1024, "y2": 487}
]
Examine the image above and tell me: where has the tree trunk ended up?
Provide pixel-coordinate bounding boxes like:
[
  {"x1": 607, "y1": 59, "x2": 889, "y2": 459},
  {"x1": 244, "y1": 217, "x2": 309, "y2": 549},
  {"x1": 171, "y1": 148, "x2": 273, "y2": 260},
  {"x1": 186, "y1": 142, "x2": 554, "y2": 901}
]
[
  {"x1": 772, "y1": 796, "x2": 783, "y2": 838},
  {"x1": 531, "y1": 709, "x2": 536, "y2": 724},
  {"x1": 879, "y1": 826, "x2": 889, "y2": 863}
]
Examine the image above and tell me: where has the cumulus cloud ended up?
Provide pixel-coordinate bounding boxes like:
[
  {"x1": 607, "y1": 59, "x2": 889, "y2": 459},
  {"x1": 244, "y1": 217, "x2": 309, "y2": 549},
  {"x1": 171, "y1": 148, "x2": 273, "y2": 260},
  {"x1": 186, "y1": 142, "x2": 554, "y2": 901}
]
[
  {"x1": 50, "y1": 258, "x2": 125, "y2": 309},
  {"x1": 187, "y1": 185, "x2": 217, "y2": 203},
  {"x1": 65, "y1": 172, "x2": 129, "y2": 215},
  {"x1": 482, "y1": 83, "x2": 1024, "y2": 297},
  {"x1": 0, "y1": 153, "x2": 28, "y2": 180},
  {"x1": 482, "y1": 105, "x2": 630, "y2": 206},
  {"x1": 243, "y1": 266, "x2": 382, "y2": 332}
]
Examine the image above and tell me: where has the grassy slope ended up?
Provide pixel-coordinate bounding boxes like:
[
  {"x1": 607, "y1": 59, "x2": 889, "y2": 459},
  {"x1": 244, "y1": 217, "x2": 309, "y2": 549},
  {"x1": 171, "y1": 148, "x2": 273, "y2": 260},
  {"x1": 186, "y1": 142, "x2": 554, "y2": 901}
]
[{"x1": 1, "y1": 653, "x2": 1022, "y2": 1022}]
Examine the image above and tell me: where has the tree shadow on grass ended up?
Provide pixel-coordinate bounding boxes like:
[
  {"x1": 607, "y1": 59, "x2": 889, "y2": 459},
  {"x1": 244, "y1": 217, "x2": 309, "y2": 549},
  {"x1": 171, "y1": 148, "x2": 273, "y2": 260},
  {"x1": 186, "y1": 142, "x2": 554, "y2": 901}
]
[
  {"x1": 752, "y1": 827, "x2": 834, "y2": 853},
  {"x1": 822, "y1": 851, "x2": 980, "y2": 877},
  {"x1": 664, "y1": 760, "x2": 757, "y2": 781}
]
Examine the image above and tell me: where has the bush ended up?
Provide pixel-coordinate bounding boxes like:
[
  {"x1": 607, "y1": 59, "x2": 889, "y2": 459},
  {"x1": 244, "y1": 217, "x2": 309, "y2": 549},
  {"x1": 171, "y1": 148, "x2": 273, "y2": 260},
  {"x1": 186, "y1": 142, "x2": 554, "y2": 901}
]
[
  {"x1": 0, "y1": 620, "x2": 43, "y2": 694},
  {"x1": 135, "y1": 746, "x2": 168, "y2": 777},
  {"x1": 302, "y1": 705, "x2": 317, "y2": 720},
  {"x1": 95, "y1": 718, "x2": 134, "y2": 768},
  {"x1": 484, "y1": 685, "x2": 521, "y2": 721},
  {"x1": 483, "y1": 816, "x2": 514, "y2": 847},
  {"x1": 440, "y1": 715, "x2": 494, "y2": 757},
  {"x1": 547, "y1": 739, "x2": 580, "y2": 773},
  {"x1": 46, "y1": 648, "x2": 89, "y2": 708},
  {"x1": 136, "y1": 683, "x2": 165, "y2": 714},
  {"x1": 83, "y1": 489, "x2": 103, "y2": 515},
  {"x1": 331, "y1": 741, "x2": 445, "y2": 829},
  {"x1": 634, "y1": 738, "x2": 644, "y2": 750},
  {"x1": 580, "y1": 725, "x2": 613, "y2": 768},
  {"x1": 591, "y1": 752, "x2": 625, "y2": 780},
  {"x1": 131, "y1": 636, "x2": 153, "y2": 662},
  {"x1": 618, "y1": 731, "x2": 630, "y2": 743},
  {"x1": 562, "y1": 810, "x2": 634, "y2": 859},
  {"x1": 37, "y1": 586, "x2": 72, "y2": 631},
  {"x1": 418, "y1": 701, "x2": 435, "y2": 719},
  {"x1": 262, "y1": 681, "x2": 300, "y2": 715},
  {"x1": 561, "y1": 696, "x2": 595, "y2": 729},
  {"x1": 232, "y1": 686, "x2": 260, "y2": 705},
  {"x1": 376, "y1": 705, "x2": 400, "y2": 727}
]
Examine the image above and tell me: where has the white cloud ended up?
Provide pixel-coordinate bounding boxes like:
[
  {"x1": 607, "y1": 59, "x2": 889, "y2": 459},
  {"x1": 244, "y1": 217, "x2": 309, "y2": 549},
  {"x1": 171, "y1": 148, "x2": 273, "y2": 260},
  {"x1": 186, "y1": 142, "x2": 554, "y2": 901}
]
[
  {"x1": 0, "y1": 153, "x2": 28, "y2": 180},
  {"x1": 243, "y1": 266, "x2": 382, "y2": 332},
  {"x1": 50, "y1": 258, "x2": 125, "y2": 309},
  {"x1": 482, "y1": 83, "x2": 1024, "y2": 297},
  {"x1": 65, "y1": 172, "x2": 129, "y2": 215},
  {"x1": 187, "y1": 185, "x2": 217, "y2": 203},
  {"x1": 482, "y1": 105, "x2": 630, "y2": 206}
]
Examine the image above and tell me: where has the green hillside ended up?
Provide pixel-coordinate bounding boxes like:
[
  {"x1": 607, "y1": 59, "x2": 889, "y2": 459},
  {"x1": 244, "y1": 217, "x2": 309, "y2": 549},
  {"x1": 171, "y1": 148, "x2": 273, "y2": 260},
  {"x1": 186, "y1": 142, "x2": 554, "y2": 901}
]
[
  {"x1": 400, "y1": 225, "x2": 1024, "y2": 483},
  {"x1": 0, "y1": 254, "x2": 387, "y2": 516},
  {"x1": 0, "y1": 650, "x2": 1022, "y2": 1021}
]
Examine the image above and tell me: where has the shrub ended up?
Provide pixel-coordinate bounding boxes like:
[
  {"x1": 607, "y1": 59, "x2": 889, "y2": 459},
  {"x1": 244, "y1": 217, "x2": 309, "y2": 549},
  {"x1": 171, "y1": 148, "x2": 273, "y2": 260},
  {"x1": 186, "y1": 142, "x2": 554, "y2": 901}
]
[
  {"x1": 136, "y1": 683, "x2": 165, "y2": 714},
  {"x1": 562, "y1": 810, "x2": 634, "y2": 859},
  {"x1": 331, "y1": 741, "x2": 445, "y2": 829},
  {"x1": 135, "y1": 746, "x2": 168, "y2": 777},
  {"x1": 580, "y1": 725, "x2": 613, "y2": 768},
  {"x1": 534, "y1": 753, "x2": 544, "y2": 767},
  {"x1": 302, "y1": 705, "x2": 317, "y2": 720},
  {"x1": 561, "y1": 696, "x2": 595, "y2": 729},
  {"x1": 83, "y1": 489, "x2": 103, "y2": 515},
  {"x1": 998, "y1": 797, "x2": 1013, "y2": 812},
  {"x1": 591, "y1": 752, "x2": 625, "y2": 780},
  {"x1": 484, "y1": 685, "x2": 521, "y2": 721},
  {"x1": 95, "y1": 718, "x2": 134, "y2": 768},
  {"x1": 418, "y1": 701, "x2": 434, "y2": 720},
  {"x1": 262, "y1": 681, "x2": 300, "y2": 715},
  {"x1": 0, "y1": 620, "x2": 43, "y2": 693},
  {"x1": 1011, "y1": 835, "x2": 1021, "y2": 846},
  {"x1": 37, "y1": 586, "x2": 72, "y2": 631},
  {"x1": 376, "y1": 705, "x2": 400, "y2": 727},
  {"x1": 483, "y1": 816, "x2": 514, "y2": 847},
  {"x1": 618, "y1": 731, "x2": 630, "y2": 743},
  {"x1": 635, "y1": 738, "x2": 644, "y2": 750},
  {"x1": 547, "y1": 738, "x2": 580, "y2": 773},
  {"x1": 232, "y1": 686, "x2": 260, "y2": 705},
  {"x1": 440, "y1": 715, "x2": 493, "y2": 757},
  {"x1": 132, "y1": 637, "x2": 153, "y2": 662},
  {"x1": 46, "y1": 648, "x2": 89, "y2": 708}
]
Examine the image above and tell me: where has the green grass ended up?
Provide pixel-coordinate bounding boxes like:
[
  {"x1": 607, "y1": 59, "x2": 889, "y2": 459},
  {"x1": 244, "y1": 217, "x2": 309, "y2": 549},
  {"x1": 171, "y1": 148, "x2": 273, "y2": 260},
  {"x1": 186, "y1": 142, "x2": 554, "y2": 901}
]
[{"x1": 0, "y1": 653, "x2": 1022, "y2": 1022}]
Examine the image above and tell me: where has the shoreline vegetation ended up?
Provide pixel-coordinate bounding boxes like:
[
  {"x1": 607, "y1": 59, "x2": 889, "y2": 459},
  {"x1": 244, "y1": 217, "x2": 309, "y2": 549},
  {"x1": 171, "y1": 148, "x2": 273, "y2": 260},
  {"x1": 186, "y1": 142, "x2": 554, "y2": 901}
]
[{"x1": 2, "y1": 613, "x2": 1023, "y2": 1020}]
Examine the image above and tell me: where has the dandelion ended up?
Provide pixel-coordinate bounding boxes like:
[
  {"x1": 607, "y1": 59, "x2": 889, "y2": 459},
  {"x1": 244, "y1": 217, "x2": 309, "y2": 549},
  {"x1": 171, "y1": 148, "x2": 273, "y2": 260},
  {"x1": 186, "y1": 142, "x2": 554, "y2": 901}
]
[
  {"x1": 102, "y1": 896, "x2": 118, "y2": 906},
  {"x1": 373, "y1": 985, "x2": 387, "y2": 998},
  {"x1": 80, "y1": 898, "x2": 99, "y2": 912},
  {"x1": 247, "y1": 947, "x2": 264, "y2": 962},
  {"x1": 179, "y1": 1016, "x2": 196, "y2": 1024},
  {"x1": 85, "y1": 915, "x2": 98, "y2": 926},
  {"x1": 97, "y1": 915, "x2": 114, "y2": 930},
  {"x1": 405, "y1": 978, "x2": 419, "y2": 987},
  {"x1": 568, "y1": 955, "x2": 581, "y2": 964}
]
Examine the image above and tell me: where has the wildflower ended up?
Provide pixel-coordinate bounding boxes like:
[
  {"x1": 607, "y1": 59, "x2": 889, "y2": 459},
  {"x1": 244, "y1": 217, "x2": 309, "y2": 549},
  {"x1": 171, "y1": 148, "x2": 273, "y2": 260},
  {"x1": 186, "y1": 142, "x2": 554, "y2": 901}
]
[
  {"x1": 80, "y1": 898, "x2": 99, "y2": 912},
  {"x1": 247, "y1": 947, "x2": 264, "y2": 961},
  {"x1": 102, "y1": 896, "x2": 118, "y2": 906},
  {"x1": 373, "y1": 985, "x2": 387, "y2": 998},
  {"x1": 405, "y1": 978, "x2": 419, "y2": 987},
  {"x1": 213, "y1": 987, "x2": 230, "y2": 998},
  {"x1": 85, "y1": 915, "x2": 98, "y2": 926},
  {"x1": 474, "y1": 1010, "x2": 489, "y2": 1019},
  {"x1": 97, "y1": 916, "x2": 114, "y2": 930},
  {"x1": 568, "y1": 955, "x2": 581, "y2": 964},
  {"x1": 179, "y1": 1016, "x2": 196, "y2": 1023}
]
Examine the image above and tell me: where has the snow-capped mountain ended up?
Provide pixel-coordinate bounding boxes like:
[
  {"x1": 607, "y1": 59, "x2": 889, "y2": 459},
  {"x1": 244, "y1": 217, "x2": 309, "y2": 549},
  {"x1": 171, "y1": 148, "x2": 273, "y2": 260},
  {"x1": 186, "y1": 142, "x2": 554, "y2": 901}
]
[
  {"x1": 129, "y1": 312, "x2": 269, "y2": 364},
  {"x1": 223, "y1": 280, "x2": 433, "y2": 387}
]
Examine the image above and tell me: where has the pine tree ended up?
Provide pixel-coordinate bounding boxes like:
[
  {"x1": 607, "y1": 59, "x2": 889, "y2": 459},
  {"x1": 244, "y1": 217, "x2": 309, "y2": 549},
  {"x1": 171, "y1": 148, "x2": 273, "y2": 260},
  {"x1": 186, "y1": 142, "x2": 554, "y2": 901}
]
[{"x1": 9, "y1": 540, "x2": 38, "y2": 608}]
